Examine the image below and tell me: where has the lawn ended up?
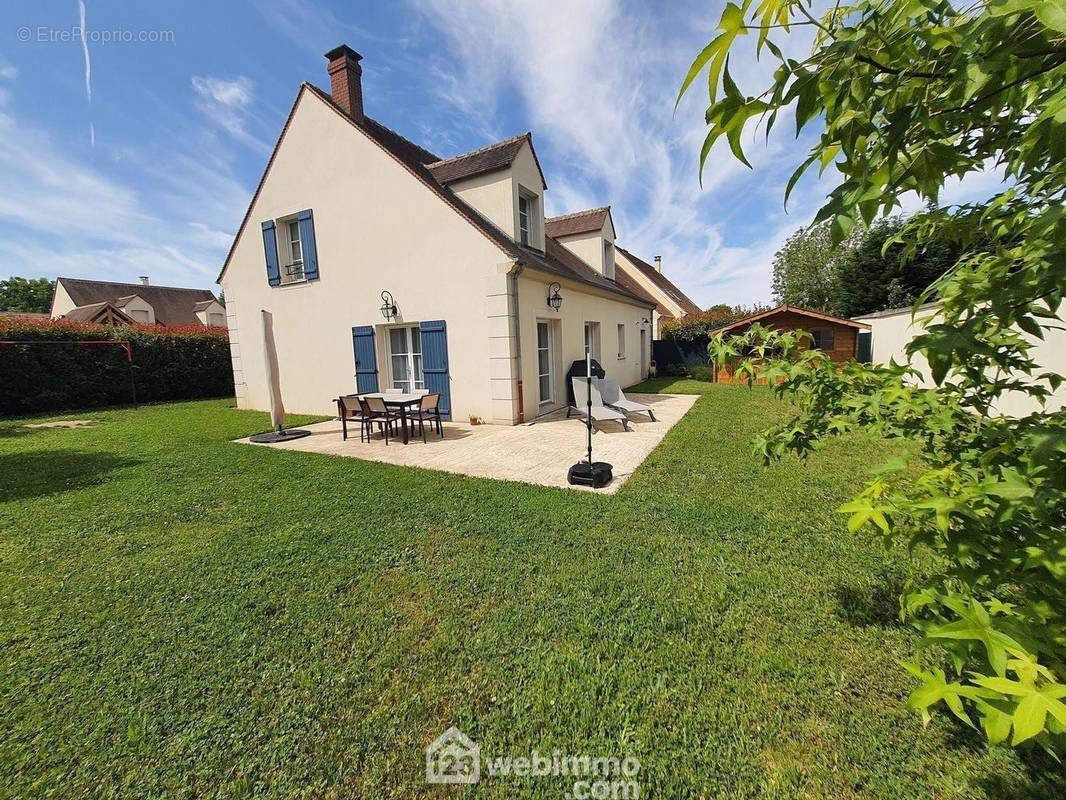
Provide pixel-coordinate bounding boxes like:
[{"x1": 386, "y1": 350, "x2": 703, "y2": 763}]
[{"x1": 0, "y1": 381, "x2": 1059, "y2": 798}]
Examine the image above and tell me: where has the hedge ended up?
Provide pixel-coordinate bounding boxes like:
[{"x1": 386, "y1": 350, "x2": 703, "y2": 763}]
[{"x1": 0, "y1": 318, "x2": 234, "y2": 415}]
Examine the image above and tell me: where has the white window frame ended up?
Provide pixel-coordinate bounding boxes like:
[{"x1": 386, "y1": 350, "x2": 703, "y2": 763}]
[
  {"x1": 583, "y1": 321, "x2": 600, "y2": 360},
  {"x1": 536, "y1": 321, "x2": 554, "y2": 404},
  {"x1": 518, "y1": 189, "x2": 537, "y2": 247},
  {"x1": 616, "y1": 323, "x2": 626, "y2": 359},
  {"x1": 277, "y1": 216, "x2": 306, "y2": 285},
  {"x1": 386, "y1": 325, "x2": 425, "y2": 392}
]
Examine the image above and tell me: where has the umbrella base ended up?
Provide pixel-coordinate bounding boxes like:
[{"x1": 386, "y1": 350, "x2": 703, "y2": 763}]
[
  {"x1": 249, "y1": 429, "x2": 312, "y2": 443},
  {"x1": 567, "y1": 461, "x2": 613, "y2": 489}
]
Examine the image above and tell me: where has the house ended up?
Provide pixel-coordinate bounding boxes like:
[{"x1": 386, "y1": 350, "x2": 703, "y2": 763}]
[
  {"x1": 613, "y1": 247, "x2": 703, "y2": 337},
  {"x1": 710, "y1": 304, "x2": 870, "y2": 383},
  {"x1": 50, "y1": 277, "x2": 225, "y2": 327},
  {"x1": 854, "y1": 302, "x2": 1066, "y2": 416},
  {"x1": 218, "y1": 44, "x2": 656, "y2": 423}
]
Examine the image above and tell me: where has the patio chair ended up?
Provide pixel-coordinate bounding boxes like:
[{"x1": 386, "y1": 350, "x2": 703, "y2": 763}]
[
  {"x1": 568, "y1": 378, "x2": 630, "y2": 431},
  {"x1": 337, "y1": 395, "x2": 373, "y2": 442},
  {"x1": 409, "y1": 392, "x2": 443, "y2": 442},
  {"x1": 364, "y1": 396, "x2": 401, "y2": 445},
  {"x1": 596, "y1": 379, "x2": 656, "y2": 421}
]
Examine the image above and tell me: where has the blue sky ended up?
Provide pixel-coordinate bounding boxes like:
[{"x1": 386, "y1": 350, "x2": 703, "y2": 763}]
[{"x1": 0, "y1": 1, "x2": 1004, "y2": 306}]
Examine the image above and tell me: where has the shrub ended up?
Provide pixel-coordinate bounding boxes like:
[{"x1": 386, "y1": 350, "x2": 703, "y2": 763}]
[
  {"x1": 661, "y1": 304, "x2": 772, "y2": 343},
  {"x1": 0, "y1": 318, "x2": 233, "y2": 415},
  {"x1": 691, "y1": 366, "x2": 714, "y2": 382}
]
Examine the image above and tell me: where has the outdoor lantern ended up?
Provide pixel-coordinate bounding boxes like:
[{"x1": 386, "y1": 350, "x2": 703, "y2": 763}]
[
  {"x1": 380, "y1": 290, "x2": 398, "y2": 321},
  {"x1": 547, "y1": 282, "x2": 563, "y2": 312}
]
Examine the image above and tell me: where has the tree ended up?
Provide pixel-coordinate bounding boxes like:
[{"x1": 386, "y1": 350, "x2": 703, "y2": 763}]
[
  {"x1": 0, "y1": 277, "x2": 54, "y2": 314},
  {"x1": 684, "y1": 0, "x2": 1066, "y2": 751},
  {"x1": 833, "y1": 216, "x2": 966, "y2": 317},
  {"x1": 770, "y1": 220, "x2": 857, "y2": 311}
]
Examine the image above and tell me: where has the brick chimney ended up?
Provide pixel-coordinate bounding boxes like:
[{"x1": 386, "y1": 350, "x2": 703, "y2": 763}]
[
  {"x1": 653, "y1": 255, "x2": 662, "y2": 273},
  {"x1": 325, "y1": 45, "x2": 364, "y2": 123}
]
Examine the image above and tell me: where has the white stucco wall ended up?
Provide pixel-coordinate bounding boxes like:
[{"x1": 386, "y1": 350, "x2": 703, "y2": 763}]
[
  {"x1": 49, "y1": 281, "x2": 78, "y2": 318},
  {"x1": 220, "y1": 88, "x2": 651, "y2": 424},
  {"x1": 448, "y1": 142, "x2": 545, "y2": 249},
  {"x1": 855, "y1": 303, "x2": 1066, "y2": 417},
  {"x1": 516, "y1": 270, "x2": 650, "y2": 421},
  {"x1": 556, "y1": 215, "x2": 616, "y2": 279},
  {"x1": 220, "y1": 88, "x2": 506, "y2": 420}
]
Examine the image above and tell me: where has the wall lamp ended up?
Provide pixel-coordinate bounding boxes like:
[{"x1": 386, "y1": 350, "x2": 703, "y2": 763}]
[
  {"x1": 380, "y1": 290, "x2": 398, "y2": 321},
  {"x1": 547, "y1": 282, "x2": 563, "y2": 312}
]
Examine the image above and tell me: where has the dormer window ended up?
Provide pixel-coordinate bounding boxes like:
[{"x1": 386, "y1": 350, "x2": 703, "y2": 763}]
[{"x1": 518, "y1": 190, "x2": 538, "y2": 247}]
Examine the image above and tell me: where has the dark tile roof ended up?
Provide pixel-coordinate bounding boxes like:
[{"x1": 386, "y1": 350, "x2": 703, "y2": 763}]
[
  {"x1": 296, "y1": 84, "x2": 651, "y2": 309},
  {"x1": 544, "y1": 207, "x2": 611, "y2": 239},
  {"x1": 614, "y1": 246, "x2": 703, "y2": 316},
  {"x1": 192, "y1": 299, "x2": 217, "y2": 312},
  {"x1": 57, "y1": 278, "x2": 217, "y2": 326},
  {"x1": 614, "y1": 267, "x2": 672, "y2": 318},
  {"x1": 426, "y1": 133, "x2": 546, "y2": 187}
]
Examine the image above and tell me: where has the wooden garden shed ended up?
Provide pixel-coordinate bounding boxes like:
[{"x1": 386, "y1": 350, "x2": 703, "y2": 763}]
[{"x1": 710, "y1": 305, "x2": 870, "y2": 383}]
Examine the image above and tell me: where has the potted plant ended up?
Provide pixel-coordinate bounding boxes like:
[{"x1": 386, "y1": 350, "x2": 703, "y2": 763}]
[{"x1": 468, "y1": 414, "x2": 481, "y2": 426}]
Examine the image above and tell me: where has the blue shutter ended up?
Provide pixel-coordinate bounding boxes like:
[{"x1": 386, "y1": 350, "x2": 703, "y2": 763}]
[
  {"x1": 261, "y1": 221, "x2": 281, "y2": 286},
  {"x1": 297, "y1": 209, "x2": 319, "y2": 280},
  {"x1": 352, "y1": 326, "x2": 379, "y2": 393},
  {"x1": 419, "y1": 319, "x2": 451, "y2": 419}
]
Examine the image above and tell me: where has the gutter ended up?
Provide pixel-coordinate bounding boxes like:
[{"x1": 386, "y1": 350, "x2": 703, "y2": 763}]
[{"x1": 509, "y1": 259, "x2": 525, "y2": 423}]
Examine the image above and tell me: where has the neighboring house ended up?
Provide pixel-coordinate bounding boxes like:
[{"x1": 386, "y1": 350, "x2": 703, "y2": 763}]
[
  {"x1": 614, "y1": 247, "x2": 703, "y2": 337},
  {"x1": 50, "y1": 277, "x2": 224, "y2": 327},
  {"x1": 710, "y1": 304, "x2": 869, "y2": 383},
  {"x1": 0, "y1": 311, "x2": 50, "y2": 322},
  {"x1": 854, "y1": 302, "x2": 1066, "y2": 416},
  {"x1": 218, "y1": 44, "x2": 656, "y2": 423}
]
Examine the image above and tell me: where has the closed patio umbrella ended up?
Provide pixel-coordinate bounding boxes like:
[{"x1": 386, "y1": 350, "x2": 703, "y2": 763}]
[{"x1": 249, "y1": 310, "x2": 311, "y2": 443}]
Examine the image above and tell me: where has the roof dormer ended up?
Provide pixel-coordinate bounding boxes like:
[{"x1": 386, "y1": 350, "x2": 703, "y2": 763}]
[
  {"x1": 544, "y1": 207, "x2": 616, "y2": 279},
  {"x1": 427, "y1": 133, "x2": 547, "y2": 250}
]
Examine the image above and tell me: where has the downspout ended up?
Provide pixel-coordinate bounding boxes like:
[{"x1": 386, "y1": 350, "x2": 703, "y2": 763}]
[{"x1": 509, "y1": 260, "x2": 525, "y2": 423}]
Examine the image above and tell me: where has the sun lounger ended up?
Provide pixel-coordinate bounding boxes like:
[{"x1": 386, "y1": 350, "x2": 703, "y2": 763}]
[
  {"x1": 568, "y1": 378, "x2": 630, "y2": 431},
  {"x1": 596, "y1": 379, "x2": 656, "y2": 421}
]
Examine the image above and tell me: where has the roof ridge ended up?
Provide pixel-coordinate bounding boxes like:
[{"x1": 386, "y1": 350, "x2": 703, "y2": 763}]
[
  {"x1": 427, "y1": 132, "x2": 530, "y2": 167},
  {"x1": 545, "y1": 206, "x2": 610, "y2": 222},
  {"x1": 59, "y1": 277, "x2": 214, "y2": 294}
]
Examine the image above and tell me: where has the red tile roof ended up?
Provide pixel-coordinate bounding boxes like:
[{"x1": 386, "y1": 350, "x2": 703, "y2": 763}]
[
  {"x1": 614, "y1": 246, "x2": 703, "y2": 316},
  {"x1": 710, "y1": 304, "x2": 871, "y2": 335},
  {"x1": 544, "y1": 207, "x2": 611, "y2": 239},
  {"x1": 426, "y1": 133, "x2": 546, "y2": 188}
]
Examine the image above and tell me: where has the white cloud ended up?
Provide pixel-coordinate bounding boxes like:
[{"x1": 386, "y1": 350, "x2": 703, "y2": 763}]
[
  {"x1": 0, "y1": 63, "x2": 17, "y2": 82},
  {"x1": 0, "y1": 86, "x2": 244, "y2": 288},
  {"x1": 191, "y1": 75, "x2": 269, "y2": 153},
  {"x1": 413, "y1": 0, "x2": 821, "y2": 307}
]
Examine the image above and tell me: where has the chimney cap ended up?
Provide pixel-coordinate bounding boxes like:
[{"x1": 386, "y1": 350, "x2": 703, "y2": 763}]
[
  {"x1": 324, "y1": 44, "x2": 363, "y2": 63},
  {"x1": 139, "y1": 275, "x2": 150, "y2": 285}
]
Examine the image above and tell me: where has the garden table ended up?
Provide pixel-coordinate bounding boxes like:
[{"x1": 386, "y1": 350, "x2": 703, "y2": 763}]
[{"x1": 359, "y1": 391, "x2": 425, "y2": 444}]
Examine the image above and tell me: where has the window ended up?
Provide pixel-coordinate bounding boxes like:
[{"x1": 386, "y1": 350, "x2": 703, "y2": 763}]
[
  {"x1": 811, "y1": 329, "x2": 835, "y2": 350},
  {"x1": 388, "y1": 326, "x2": 424, "y2": 392},
  {"x1": 616, "y1": 323, "x2": 626, "y2": 359},
  {"x1": 283, "y1": 219, "x2": 304, "y2": 283},
  {"x1": 129, "y1": 309, "x2": 149, "y2": 323},
  {"x1": 208, "y1": 312, "x2": 225, "y2": 327},
  {"x1": 583, "y1": 322, "x2": 600, "y2": 360},
  {"x1": 518, "y1": 193, "x2": 534, "y2": 246},
  {"x1": 537, "y1": 321, "x2": 553, "y2": 404},
  {"x1": 603, "y1": 241, "x2": 615, "y2": 279}
]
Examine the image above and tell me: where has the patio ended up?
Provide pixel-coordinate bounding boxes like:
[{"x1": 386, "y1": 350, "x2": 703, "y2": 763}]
[{"x1": 235, "y1": 392, "x2": 698, "y2": 492}]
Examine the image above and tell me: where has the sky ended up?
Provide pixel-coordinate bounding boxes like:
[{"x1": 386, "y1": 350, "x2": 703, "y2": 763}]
[{"x1": 0, "y1": 1, "x2": 1005, "y2": 307}]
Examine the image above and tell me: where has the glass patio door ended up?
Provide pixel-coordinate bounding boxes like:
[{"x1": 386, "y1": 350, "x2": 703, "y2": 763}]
[
  {"x1": 388, "y1": 326, "x2": 424, "y2": 392},
  {"x1": 537, "y1": 321, "x2": 553, "y2": 404}
]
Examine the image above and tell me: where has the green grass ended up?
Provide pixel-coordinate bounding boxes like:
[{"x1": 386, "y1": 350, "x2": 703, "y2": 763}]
[{"x1": 0, "y1": 384, "x2": 1059, "y2": 798}]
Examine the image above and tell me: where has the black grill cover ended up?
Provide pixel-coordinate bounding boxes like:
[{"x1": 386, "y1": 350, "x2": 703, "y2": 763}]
[{"x1": 565, "y1": 358, "x2": 606, "y2": 407}]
